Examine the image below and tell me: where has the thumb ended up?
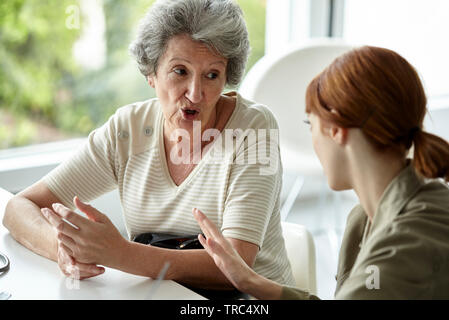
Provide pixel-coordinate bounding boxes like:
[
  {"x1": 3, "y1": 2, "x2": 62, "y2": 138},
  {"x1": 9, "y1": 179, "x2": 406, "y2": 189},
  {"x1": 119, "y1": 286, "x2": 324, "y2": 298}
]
[{"x1": 73, "y1": 196, "x2": 104, "y2": 222}]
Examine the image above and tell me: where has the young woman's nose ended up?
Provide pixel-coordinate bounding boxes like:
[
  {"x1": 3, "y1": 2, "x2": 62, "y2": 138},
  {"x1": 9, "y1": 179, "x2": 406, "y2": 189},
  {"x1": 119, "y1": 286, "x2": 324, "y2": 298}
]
[{"x1": 185, "y1": 76, "x2": 203, "y2": 104}]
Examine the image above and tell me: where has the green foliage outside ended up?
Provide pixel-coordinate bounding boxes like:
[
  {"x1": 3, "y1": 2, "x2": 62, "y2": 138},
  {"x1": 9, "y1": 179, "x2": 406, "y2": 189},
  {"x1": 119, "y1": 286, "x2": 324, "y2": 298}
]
[
  {"x1": 239, "y1": 0, "x2": 266, "y2": 73},
  {"x1": 0, "y1": 0, "x2": 266, "y2": 150}
]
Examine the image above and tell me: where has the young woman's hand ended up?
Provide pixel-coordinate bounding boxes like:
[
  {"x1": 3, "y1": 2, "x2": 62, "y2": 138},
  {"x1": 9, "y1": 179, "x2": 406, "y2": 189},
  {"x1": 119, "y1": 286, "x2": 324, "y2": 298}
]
[{"x1": 192, "y1": 208, "x2": 256, "y2": 292}]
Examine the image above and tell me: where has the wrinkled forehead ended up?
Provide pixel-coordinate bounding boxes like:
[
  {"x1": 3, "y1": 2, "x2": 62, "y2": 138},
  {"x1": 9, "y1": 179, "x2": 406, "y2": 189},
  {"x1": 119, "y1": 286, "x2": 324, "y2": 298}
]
[{"x1": 162, "y1": 34, "x2": 227, "y2": 66}]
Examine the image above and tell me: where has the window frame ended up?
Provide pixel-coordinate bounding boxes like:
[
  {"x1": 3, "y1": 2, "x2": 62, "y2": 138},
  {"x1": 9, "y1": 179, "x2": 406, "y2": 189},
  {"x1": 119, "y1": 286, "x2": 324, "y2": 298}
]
[
  {"x1": 265, "y1": 0, "x2": 345, "y2": 55},
  {"x1": 0, "y1": 138, "x2": 85, "y2": 193}
]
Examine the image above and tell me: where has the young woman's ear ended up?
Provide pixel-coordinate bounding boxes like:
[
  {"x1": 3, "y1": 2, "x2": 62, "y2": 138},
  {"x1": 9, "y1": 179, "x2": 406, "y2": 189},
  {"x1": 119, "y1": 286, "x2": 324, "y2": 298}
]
[{"x1": 329, "y1": 125, "x2": 348, "y2": 145}]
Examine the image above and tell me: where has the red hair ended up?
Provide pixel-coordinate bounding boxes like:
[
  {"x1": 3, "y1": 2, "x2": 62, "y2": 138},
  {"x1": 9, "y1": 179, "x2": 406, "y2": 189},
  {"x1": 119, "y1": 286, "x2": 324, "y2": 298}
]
[{"x1": 306, "y1": 46, "x2": 449, "y2": 182}]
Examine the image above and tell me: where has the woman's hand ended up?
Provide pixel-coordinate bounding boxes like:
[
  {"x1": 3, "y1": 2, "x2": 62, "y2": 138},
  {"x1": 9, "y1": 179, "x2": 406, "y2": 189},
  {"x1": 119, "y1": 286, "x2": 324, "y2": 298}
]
[
  {"x1": 41, "y1": 196, "x2": 128, "y2": 270},
  {"x1": 56, "y1": 241, "x2": 105, "y2": 280},
  {"x1": 41, "y1": 204, "x2": 105, "y2": 279},
  {"x1": 192, "y1": 208, "x2": 257, "y2": 292}
]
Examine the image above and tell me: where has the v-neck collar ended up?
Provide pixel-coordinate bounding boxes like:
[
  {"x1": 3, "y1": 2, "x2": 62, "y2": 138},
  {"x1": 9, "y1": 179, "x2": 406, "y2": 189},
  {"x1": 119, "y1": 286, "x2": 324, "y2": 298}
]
[{"x1": 156, "y1": 92, "x2": 241, "y2": 191}]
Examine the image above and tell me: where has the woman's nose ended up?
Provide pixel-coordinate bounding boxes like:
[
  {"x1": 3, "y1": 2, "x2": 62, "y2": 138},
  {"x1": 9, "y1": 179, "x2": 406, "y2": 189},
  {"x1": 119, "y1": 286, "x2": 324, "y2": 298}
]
[{"x1": 185, "y1": 77, "x2": 203, "y2": 104}]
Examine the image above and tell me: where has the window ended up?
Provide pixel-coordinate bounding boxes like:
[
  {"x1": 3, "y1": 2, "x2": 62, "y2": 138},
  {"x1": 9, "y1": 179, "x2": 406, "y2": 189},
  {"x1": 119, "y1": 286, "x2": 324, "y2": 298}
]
[
  {"x1": 265, "y1": 0, "x2": 449, "y2": 108},
  {"x1": 265, "y1": 0, "x2": 344, "y2": 54},
  {"x1": 343, "y1": 0, "x2": 449, "y2": 103},
  {"x1": 0, "y1": 0, "x2": 266, "y2": 151}
]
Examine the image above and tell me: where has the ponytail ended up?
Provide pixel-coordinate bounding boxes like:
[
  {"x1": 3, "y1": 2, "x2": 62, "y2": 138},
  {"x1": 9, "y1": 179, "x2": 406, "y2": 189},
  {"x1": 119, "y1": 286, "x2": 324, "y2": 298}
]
[{"x1": 413, "y1": 130, "x2": 449, "y2": 182}]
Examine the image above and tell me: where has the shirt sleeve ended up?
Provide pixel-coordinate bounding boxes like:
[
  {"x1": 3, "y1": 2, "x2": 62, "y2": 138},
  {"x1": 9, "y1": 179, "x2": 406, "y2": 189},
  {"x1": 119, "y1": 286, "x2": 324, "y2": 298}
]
[
  {"x1": 221, "y1": 111, "x2": 282, "y2": 248},
  {"x1": 281, "y1": 285, "x2": 320, "y2": 300},
  {"x1": 43, "y1": 113, "x2": 118, "y2": 210},
  {"x1": 335, "y1": 218, "x2": 440, "y2": 299}
]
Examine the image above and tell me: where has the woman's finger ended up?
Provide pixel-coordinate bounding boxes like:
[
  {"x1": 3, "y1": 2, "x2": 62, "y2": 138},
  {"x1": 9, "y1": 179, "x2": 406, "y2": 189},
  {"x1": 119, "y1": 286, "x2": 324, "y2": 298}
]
[
  {"x1": 58, "y1": 241, "x2": 74, "y2": 257},
  {"x1": 193, "y1": 208, "x2": 213, "y2": 240},
  {"x1": 200, "y1": 233, "x2": 253, "y2": 291},
  {"x1": 57, "y1": 243, "x2": 75, "y2": 276},
  {"x1": 198, "y1": 234, "x2": 213, "y2": 255},
  {"x1": 78, "y1": 270, "x2": 105, "y2": 280},
  {"x1": 73, "y1": 196, "x2": 106, "y2": 223},
  {"x1": 42, "y1": 208, "x2": 79, "y2": 239},
  {"x1": 199, "y1": 234, "x2": 238, "y2": 277},
  {"x1": 194, "y1": 208, "x2": 230, "y2": 248},
  {"x1": 72, "y1": 261, "x2": 105, "y2": 279},
  {"x1": 198, "y1": 234, "x2": 219, "y2": 255},
  {"x1": 65, "y1": 261, "x2": 104, "y2": 280},
  {"x1": 41, "y1": 207, "x2": 63, "y2": 229},
  {"x1": 58, "y1": 243, "x2": 104, "y2": 279},
  {"x1": 51, "y1": 203, "x2": 88, "y2": 230},
  {"x1": 57, "y1": 233, "x2": 78, "y2": 256},
  {"x1": 193, "y1": 208, "x2": 224, "y2": 241}
]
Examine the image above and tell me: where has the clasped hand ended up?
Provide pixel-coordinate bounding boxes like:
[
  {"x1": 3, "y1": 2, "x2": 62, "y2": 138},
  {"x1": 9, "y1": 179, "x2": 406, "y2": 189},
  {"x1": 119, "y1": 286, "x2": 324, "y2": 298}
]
[{"x1": 41, "y1": 196, "x2": 126, "y2": 280}]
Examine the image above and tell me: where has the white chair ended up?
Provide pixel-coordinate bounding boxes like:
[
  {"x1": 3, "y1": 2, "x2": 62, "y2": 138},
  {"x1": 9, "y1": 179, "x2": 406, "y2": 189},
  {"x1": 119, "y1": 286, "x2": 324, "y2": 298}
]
[
  {"x1": 239, "y1": 39, "x2": 354, "y2": 221},
  {"x1": 281, "y1": 221, "x2": 317, "y2": 295},
  {"x1": 240, "y1": 40, "x2": 354, "y2": 266}
]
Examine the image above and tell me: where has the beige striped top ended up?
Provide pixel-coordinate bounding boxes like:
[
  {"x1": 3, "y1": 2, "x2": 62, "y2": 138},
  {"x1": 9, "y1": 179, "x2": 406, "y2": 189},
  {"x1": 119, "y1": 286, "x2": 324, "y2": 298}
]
[{"x1": 44, "y1": 91, "x2": 295, "y2": 286}]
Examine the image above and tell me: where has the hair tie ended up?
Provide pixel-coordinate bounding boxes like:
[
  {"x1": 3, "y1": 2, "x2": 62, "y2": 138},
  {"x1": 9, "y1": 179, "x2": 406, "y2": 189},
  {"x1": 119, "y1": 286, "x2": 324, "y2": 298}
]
[
  {"x1": 409, "y1": 127, "x2": 421, "y2": 140},
  {"x1": 393, "y1": 126, "x2": 421, "y2": 148}
]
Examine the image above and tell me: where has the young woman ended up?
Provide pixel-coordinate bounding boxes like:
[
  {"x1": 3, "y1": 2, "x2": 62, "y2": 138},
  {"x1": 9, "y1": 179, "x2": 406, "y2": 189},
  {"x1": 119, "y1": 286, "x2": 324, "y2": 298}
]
[{"x1": 193, "y1": 46, "x2": 449, "y2": 299}]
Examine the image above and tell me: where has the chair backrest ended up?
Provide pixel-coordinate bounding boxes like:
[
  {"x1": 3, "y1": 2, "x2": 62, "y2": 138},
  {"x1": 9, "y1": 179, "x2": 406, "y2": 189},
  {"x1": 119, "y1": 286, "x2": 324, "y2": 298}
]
[
  {"x1": 239, "y1": 39, "x2": 353, "y2": 160},
  {"x1": 281, "y1": 221, "x2": 317, "y2": 295}
]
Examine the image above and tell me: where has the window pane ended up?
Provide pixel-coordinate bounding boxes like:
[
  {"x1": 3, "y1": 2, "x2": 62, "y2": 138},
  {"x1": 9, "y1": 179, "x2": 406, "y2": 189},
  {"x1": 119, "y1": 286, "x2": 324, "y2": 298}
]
[
  {"x1": 343, "y1": 0, "x2": 449, "y2": 99},
  {"x1": 0, "y1": 0, "x2": 265, "y2": 150}
]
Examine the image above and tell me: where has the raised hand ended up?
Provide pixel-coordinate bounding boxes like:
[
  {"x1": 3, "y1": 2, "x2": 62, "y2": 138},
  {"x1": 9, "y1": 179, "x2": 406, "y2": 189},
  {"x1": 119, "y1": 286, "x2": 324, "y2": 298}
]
[{"x1": 192, "y1": 208, "x2": 256, "y2": 292}]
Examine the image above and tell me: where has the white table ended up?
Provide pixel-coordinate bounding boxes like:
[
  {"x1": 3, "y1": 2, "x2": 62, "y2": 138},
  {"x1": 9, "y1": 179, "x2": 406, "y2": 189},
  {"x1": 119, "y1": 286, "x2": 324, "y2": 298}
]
[{"x1": 0, "y1": 187, "x2": 206, "y2": 300}]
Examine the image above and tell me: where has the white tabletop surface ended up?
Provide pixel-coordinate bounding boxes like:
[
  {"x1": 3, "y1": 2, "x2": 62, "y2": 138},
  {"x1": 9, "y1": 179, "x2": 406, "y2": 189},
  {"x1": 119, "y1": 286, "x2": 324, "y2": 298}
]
[{"x1": 0, "y1": 187, "x2": 206, "y2": 300}]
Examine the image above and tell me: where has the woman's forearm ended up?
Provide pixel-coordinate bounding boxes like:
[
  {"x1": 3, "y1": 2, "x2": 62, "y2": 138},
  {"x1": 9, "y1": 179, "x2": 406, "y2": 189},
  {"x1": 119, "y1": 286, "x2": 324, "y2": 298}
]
[
  {"x1": 116, "y1": 240, "x2": 236, "y2": 290},
  {"x1": 3, "y1": 196, "x2": 58, "y2": 262},
  {"x1": 240, "y1": 270, "x2": 283, "y2": 300}
]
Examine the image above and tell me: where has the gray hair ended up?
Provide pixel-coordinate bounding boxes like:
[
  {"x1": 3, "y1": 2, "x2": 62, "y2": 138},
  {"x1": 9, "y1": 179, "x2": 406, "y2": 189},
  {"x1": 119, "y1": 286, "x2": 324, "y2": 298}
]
[{"x1": 129, "y1": 0, "x2": 250, "y2": 87}]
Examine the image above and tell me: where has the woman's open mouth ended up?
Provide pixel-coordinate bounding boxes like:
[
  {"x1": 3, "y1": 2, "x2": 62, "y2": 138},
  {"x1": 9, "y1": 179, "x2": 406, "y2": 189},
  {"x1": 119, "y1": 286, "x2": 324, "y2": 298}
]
[{"x1": 181, "y1": 107, "x2": 200, "y2": 120}]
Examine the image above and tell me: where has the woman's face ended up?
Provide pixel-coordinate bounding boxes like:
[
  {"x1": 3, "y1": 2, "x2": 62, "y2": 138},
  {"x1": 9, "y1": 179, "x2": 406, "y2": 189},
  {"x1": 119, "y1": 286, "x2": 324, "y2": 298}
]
[
  {"x1": 308, "y1": 113, "x2": 350, "y2": 190},
  {"x1": 148, "y1": 34, "x2": 228, "y2": 133}
]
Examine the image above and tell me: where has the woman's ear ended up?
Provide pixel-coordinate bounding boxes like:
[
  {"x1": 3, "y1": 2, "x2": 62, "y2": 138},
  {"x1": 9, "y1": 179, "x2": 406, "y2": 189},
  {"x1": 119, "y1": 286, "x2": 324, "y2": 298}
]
[
  {"x1": 147, "y1": 75, "x2": 155, "y2": 88},
  {"x1": 326, "y1": 109, "x2": 347, "y2": 145},
  {"x1": 329, "y1": 125, "x2": 348, "y2": 146}
]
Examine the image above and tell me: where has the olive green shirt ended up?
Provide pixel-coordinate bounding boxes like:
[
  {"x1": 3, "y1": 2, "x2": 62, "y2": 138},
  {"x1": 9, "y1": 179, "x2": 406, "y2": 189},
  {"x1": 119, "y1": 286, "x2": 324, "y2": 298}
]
[{"x1": 281, "y1": 164, "x2": 449, "y2": 299}]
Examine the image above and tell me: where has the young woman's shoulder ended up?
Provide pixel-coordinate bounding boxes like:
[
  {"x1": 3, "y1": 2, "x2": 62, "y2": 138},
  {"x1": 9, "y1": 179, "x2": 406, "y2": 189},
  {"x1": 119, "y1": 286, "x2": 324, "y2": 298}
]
[{"x1": 402, "y1": 179, "x2": 449, "y2": 222}]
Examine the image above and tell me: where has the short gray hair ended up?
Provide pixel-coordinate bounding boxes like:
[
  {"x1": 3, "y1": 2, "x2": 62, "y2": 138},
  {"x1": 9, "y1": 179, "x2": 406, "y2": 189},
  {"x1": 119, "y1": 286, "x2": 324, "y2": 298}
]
[{"x1": 129, "y1": 0, "x2": 250, "y2": 87}]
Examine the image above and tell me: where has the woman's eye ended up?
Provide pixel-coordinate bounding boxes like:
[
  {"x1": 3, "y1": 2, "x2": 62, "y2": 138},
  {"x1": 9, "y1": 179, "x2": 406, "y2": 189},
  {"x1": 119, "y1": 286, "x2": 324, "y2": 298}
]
[
  {"x1": 206, "y1": 72, "x2": 218, "y2": 80},
  {"x1": 174, "y1": 68, "x2": 187, "y2": 76},
  {"x1": 303, "y1": 119, "x2": 312, "y2": 131}
]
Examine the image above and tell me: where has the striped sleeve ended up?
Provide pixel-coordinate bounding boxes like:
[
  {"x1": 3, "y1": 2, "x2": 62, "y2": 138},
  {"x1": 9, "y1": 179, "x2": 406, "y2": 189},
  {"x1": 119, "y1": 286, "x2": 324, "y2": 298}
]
[
  {"x1": 43, "y1": 114, "x2": 118, "y2": 210},
  {"x1": 221, "y1": 112, "x2": 282, "y2": 247}
]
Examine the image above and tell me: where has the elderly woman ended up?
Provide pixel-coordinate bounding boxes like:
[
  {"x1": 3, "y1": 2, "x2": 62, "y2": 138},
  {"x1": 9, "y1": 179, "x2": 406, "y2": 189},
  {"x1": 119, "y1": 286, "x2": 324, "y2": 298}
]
[
  {"x1": 3, "y1": 0, "x2": 294, "y2": 294},
  {"x1": 193, "y1": 46, "x2": 449, "y2": 299}
]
